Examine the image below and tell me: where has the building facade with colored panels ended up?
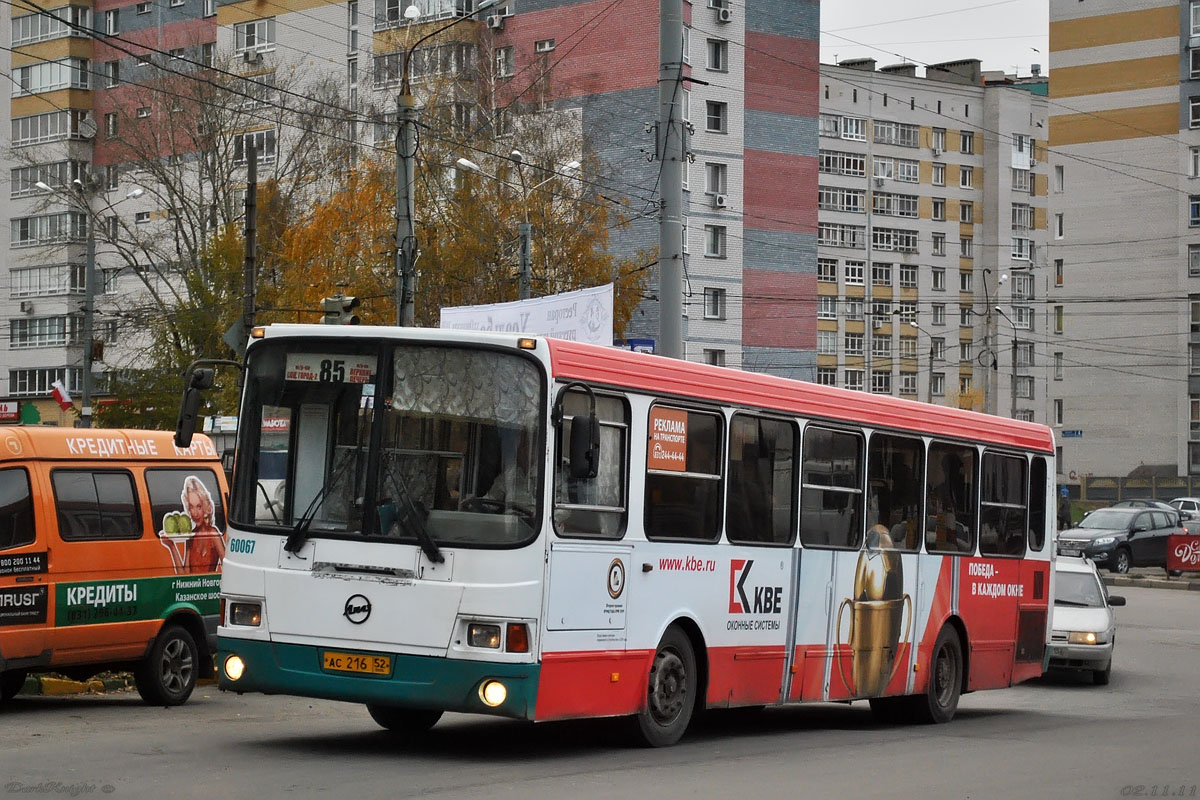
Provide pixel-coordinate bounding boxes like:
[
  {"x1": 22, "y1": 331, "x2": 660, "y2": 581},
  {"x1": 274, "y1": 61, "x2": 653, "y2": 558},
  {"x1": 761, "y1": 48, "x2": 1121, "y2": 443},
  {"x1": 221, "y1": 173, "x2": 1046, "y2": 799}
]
[
  {"x1": 816, "y1": 59, "x2": 1050, "y2": 421},
  {"x1": 1048, "y1": 0, "x2": 1199, "y2": 478}
]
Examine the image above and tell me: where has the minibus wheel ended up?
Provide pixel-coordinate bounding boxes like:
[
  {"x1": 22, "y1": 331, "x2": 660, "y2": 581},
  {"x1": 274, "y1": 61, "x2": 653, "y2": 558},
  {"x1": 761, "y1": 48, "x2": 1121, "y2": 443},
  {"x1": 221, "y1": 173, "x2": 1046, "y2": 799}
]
[
  {"x1": 135, "y1": 625, "x2": 198, "y2": 706},
  {"x1": 1, "y1": 669, "x2": 27, "y2": 703}
]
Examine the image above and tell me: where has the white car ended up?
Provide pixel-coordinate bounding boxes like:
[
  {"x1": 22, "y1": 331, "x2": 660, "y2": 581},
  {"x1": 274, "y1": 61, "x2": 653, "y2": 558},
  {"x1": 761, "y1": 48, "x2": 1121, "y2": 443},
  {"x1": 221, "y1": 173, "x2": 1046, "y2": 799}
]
[{"x1": 1048, "y1": 556, "x2": 1125, "y2": 685}]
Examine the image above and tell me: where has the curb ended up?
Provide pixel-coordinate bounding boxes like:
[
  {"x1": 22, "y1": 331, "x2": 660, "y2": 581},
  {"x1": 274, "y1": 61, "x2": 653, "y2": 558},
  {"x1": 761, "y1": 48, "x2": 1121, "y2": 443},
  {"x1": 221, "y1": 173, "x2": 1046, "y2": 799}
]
[
  {"x1": 1102, "y1": 575, "x2": 1200, "y2": 592},
  {"x1": 19, "y1": 674, "x2": 133, "y2": 696}
]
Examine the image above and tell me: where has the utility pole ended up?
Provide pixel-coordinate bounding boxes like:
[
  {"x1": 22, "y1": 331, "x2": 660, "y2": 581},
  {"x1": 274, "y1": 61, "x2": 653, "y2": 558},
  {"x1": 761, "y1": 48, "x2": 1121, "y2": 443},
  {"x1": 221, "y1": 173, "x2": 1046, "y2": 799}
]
[
  {"x1": 395, "y1": 91, "x2": 417, "y2": 326},
  {"x1": 81, "y1": 192, "x2": 96, "y2": 428},
  {"x1": 518, "y1": 222, "x2": 532, "y2": 300},
  {"x1": 657, "y1": 0, "x2": 685, "y2": 359},
  {"x1": 243, "y1": 140, "x2": 257, "y2": 339}
]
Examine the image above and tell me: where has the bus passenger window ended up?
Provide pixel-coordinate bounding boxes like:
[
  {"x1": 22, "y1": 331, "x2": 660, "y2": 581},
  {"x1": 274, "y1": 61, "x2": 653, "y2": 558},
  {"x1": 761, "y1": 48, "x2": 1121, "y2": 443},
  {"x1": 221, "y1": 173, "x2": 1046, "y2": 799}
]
[
  {"x1": 726, "y1": 415, "x2": 796, "y2": 546},
  {"x1": 925, "y1": 443, "x2": 977, "y2": 554},
  {"x1": 553, "y1": 390, "x2": 629, "y2": 539},
  {"x1": 866, "y1": 434, "x2": 923, "y2": 551},
  {"x1": 979, "y1": 453, "x2": 1028, "y2": 557},
  {"x1": 0, "y1": 468, "x2": 34, "y2": 550},
  {"x1": 644, "y1": 406, "x2": 722, "y2": 542},
  {"x1": 799, "y1": 427, "x2": 864, "y2": 550},
  {"x1": 1028, "y1": 457, "x2": 1048, "y2": 551}
]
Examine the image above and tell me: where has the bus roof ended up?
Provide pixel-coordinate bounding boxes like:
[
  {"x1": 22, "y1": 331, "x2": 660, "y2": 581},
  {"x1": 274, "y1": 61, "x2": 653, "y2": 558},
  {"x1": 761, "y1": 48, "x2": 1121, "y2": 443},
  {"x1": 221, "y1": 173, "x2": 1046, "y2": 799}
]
[
  {"x1": 0, "y1": 428, "x2": 220, "y2": 463},
  {"x1": 547, "y1": 339, "x2": 1056, "y2": 454}
]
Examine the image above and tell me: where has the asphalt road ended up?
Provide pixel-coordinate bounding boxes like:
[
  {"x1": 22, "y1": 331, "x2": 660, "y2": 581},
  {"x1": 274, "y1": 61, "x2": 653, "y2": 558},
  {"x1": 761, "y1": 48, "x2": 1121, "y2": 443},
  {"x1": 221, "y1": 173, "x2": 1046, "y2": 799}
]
[{"x1": 3, "y1": 585, "x2": 1198, "y2": 800}]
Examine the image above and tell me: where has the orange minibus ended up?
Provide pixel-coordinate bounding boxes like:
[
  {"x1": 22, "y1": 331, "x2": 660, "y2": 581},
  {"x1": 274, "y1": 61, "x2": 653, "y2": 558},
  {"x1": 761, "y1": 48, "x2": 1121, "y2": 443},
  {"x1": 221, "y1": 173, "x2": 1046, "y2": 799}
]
[{"x1": 0, "y1": 428, "x2": 227, "y2": 707}]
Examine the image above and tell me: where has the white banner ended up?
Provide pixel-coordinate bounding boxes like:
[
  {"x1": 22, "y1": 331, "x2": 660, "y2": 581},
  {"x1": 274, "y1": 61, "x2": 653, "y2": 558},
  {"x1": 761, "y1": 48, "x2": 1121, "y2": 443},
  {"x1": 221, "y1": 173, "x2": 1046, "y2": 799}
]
[{"x1": 439, "y1": 283, "x2": 613, "y2": 346}]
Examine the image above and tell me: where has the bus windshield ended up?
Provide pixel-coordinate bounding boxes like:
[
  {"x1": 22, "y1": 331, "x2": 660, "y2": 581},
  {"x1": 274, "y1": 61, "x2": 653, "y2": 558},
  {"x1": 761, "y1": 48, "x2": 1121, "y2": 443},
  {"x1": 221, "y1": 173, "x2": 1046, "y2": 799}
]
[{"x1": 231, "y1": 339, "x2": 545, "y2": 548}]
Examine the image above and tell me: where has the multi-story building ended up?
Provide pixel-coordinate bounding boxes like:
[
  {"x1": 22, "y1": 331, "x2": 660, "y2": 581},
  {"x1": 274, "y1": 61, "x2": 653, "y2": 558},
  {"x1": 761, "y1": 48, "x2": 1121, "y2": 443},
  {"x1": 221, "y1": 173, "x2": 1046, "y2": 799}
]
[
  {"x1": 1049, "y1": 0, "x2": 1199, "y2": 479},
  {"x1": 3, "y1": 0, "x2": 818, "y2": 425},
  {"x1": 817, "y1": 58, "x2": 1050, "y2": 420},
  {"x1": 5, "y1": 0, "x2": 216, "y2": 424}
]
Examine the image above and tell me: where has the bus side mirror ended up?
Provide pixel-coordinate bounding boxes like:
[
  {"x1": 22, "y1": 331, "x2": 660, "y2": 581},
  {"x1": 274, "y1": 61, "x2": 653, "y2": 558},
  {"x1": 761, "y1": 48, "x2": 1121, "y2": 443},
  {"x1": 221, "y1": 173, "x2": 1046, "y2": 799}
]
[
  {"x1": 569, "y1": 413, "x2": 600, "y2": 480},
  {"x1": 174, "y1": 368, "x2": 215, "y2": 449}
]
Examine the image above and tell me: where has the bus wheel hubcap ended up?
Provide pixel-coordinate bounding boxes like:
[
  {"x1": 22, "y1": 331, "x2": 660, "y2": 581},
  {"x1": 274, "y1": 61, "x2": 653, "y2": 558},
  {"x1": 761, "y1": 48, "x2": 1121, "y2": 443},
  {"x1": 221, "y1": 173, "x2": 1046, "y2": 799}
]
[{"x1": 648, "y1": 648, "x2": 686, "y2": 725}]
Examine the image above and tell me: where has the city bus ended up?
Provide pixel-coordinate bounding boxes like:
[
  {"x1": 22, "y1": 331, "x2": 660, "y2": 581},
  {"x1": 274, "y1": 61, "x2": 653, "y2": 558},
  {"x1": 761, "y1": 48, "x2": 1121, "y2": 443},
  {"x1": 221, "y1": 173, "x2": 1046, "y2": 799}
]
[{"x1": 193, "y1": 325, "x2": 1055, "y2": 746}]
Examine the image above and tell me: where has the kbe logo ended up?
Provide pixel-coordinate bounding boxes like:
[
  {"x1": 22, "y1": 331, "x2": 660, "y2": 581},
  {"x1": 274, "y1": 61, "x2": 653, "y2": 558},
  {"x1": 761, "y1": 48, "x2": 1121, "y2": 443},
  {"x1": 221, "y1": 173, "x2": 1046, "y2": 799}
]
[{"x1": 728, "y1": 559, "x2": 782, "y2": 615}]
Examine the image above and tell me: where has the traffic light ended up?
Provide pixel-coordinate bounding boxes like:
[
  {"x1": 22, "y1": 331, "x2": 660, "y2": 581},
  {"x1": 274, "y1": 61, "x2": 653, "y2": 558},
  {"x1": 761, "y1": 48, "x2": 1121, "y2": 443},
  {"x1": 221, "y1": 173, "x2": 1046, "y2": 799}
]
[{"x1": 322, "y1": 294, "x2": 361, "y2": 325}]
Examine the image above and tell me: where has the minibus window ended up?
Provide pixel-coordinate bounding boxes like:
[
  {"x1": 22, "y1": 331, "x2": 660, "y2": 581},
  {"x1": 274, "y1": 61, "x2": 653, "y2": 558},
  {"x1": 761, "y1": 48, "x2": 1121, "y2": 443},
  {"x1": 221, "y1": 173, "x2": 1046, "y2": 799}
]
[
  {"x1": 52, "y1": 470, "x2": 141, "y2": 541},
  {"x1": 0, "y1": 468, "x2": 34, "y2": 550}
]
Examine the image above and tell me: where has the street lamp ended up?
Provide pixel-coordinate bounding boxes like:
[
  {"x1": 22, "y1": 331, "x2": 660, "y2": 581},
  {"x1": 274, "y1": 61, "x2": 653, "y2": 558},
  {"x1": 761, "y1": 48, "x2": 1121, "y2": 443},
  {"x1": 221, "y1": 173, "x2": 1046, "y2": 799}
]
[
  {"x1": 456, "y1": 154, "x2": 581, "y2": 299},
  {"x1": 394, "y1": 0, "x2": 500, "y2": 326},
  {"x1": 995, "y1": 305, "x2": 1019, "y2": 420},
  {"x1": 35, "y1": 180, "x2": 144, "y2": 427}
]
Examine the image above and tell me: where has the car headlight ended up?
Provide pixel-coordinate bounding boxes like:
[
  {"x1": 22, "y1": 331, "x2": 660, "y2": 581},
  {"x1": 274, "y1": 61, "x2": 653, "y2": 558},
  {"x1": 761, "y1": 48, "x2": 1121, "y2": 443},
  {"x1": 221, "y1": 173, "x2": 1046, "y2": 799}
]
[
  {"x1": 1091, "y1": 536, "x2": 1116, "y2": 546},
  {"x1": 1068, "y1": 631, "x2": 1106, "y2": 645}
]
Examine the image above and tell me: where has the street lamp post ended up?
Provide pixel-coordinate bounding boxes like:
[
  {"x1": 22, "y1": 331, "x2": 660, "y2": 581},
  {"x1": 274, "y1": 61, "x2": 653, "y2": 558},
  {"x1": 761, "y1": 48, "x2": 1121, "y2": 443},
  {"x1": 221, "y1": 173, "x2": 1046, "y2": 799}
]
[
  {"x1": 36, "y1": 179, "x2": 143, "y2": 427},
  {"x1": 456, "y1": 154, "x2": 580, "y2": 300},
  {"x1": 394, "y1": 0, "x2": 499, "y2": 326},
  {"x1": 995, "y1": 305, "x2": 1018, "y2": 420}
]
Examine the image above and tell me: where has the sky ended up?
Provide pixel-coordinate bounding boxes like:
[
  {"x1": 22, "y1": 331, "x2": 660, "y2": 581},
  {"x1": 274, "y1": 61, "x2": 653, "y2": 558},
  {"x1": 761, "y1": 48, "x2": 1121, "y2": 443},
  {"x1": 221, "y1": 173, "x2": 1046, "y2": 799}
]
[{"x1": 819, "y1": 0, "x2": 1050, "y2": 77}]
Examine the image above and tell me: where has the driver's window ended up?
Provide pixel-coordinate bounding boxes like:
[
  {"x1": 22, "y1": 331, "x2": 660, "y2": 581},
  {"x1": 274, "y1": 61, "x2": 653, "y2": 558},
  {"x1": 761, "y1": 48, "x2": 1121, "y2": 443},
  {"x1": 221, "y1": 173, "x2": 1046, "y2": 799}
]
[{"x1": 553, "y1": 388, "x2": 629, "y2": 539}]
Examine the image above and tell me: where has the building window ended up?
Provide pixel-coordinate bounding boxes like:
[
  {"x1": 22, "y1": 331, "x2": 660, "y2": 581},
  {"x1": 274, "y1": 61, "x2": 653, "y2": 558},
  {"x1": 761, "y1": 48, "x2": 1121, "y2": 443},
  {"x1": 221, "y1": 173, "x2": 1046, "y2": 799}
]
[
  {"x1": 136, "y1": 106, "x2": 151, "y2": 118},
  {"x1": 705, "y1": 162, "x2": 727, "y2": 195},
  {"x1": 932, "y1": 198, "x2": 945, "y2": 221},
  {"x1": 932, "y1": 304, "x2": 946, "y2": 326},
  {"x1": 1014, "y1": 306, "x2": 1033, "y2": 330},
  {"x1": 818, "y1": 297, "x2": 837, "y2": 320},
  {"x1": 899, "y1": 337, "x2": 917, "y2": 358},
  {"x1": 871, "y1": 371, "x2": 891, "y2": 394},
  {"x1": 204, "y1": 0, "x2": 215, "y2": 15},
  {"x1": 1016, "y1": 376, "x2": 1034, "y2": 400},
  {"x1": 105, "y1": 9, "x2": 119, "y2": 33},
  {"x1": 1012, "y1": 168, "x2": 1031, "y2": 192},
  {"x1": 958, "y1": 306, "x2": 971, "y2": 327},
  {"x1": 931, "y1": 373, "x2": 945, "y2": 396},
  {"x1": 959, "y1": 341, "x2": 972, "y2": 362},
  {"x1": 932, "y1": 267, "x2": 946, "y2": 291},
  {"x1": 931, "y1": 338, "x2": 946, "y2": 360},
  {"x1": 233, "y1": 129, "x2": 277, "y2": 164},
  {"x1": 703, "y1": 349, "x2": 726, "y2": 367},
  {"x1": 134, "y1": 211, "x2": 150, "y2": 224},
  {"x1": 818, "y1": 330, "x2": 836, "y2": 355},
  {"x1": 932, "y1": 233, "x2": 946, "y2": 256},
  {"x1": 1191, "y1": 198, "x2": 1200, "y2": 228},
  {"x1": 932, "y1": 163, "x2": 945, "y2": 186},
  {"x1": 12, "y1": 57, "x2": 91, "y2": 95},
  {"x1": 235, "y1": 18, "x2": 276, "y2": 54},
  {"x1": 872, "y1": 263, "x2": 891, "y2": 286},
  {"x1": 816, "y1": 367, "x2": 836, "y2": 386},
  {"x1": 104, "y1": 112, "x2": 118, "y2": 136},
  {"x1": 898, "y1": 265, "x2": 917, "y2": 288},
  {"x1": 959, "y1": 201, "x2": 973, "y2": 224},
  {"x1": 104, "y1": 61, "x2": 119, "y2": 87},
  {"x1": 959, "y1": 166, "x2": 973, "y2": 189},
  {"x1": 896, "y1": 302, "x2": 916, "y2": 324},
  {"x1": 136, "y1": 1, "x2": 150, "y2": 12},
  {"x1": 1056, "y1": 212, "x2": 1066, "y2": 237},
  {"x1": 9, "y1": 368, "x2": 80, "y2": 398},
  {"x1": 960, "y1": 131, "x2": 974, "y2": 154},
  {"x1": 201, "y1": 42, "x2": 215, "y2": 67},
  {"x1": 844, "y1": 299, "x2": 864, "y2": 320},
  {"x1": 1055, "y1": 164, "x2": 1065, "y2": 191},
  {"x1": 1191, "y1": 97, "x2": 1200, "y2": 129},
  {"x1": 706, "y1": 39, "x2": 727, "y2": 71},
  {"x1": 1055, "y1": 258, "x2": 1065, "y2": 286},
  {"x1": 1012, "y1": 203, "x2": 1033, "y2": 230},
  {"x1": 958, "y1": 271, "x2": 972, "y2": 293},
  {"x1": 11, "y1": 6, "x2": 91, "y2": 46},
  {"x1": 899, "y1": 373, "x2": 917, "y2": 395},
  {"x1": 1012, "y1": 237, "x2": 1035, "y2": 261},
  {"x1": 959, "y1": 376, "x2": 972, "y2": 395},
  {"x1": 817, "y1": 258, "x2": 837, "y2": 282},
  {"x1": 871, "y1": 336, "x2": 891, "y2": 358},
  {"x1": 1016, "y1": 341, "x2": 1035, "y2": 367},
  {"x1": 1012, "y1": 272, "x2": 1034, "y2": 301},
  {"x1": 704, "y1": 225, "x2": 727, "y2": 257},
  {"x1": 1054, "y1": 352, "x2": 1063, "y2": 381},
  {"x1": 844, "y1": 261, "x2": 864, "y2": 285},
  {"x1": 844, "y1": 333, "x2": 864, "y2": 356},
  {"x1": 959, "y1": 237, "x2": 973, "y2": 258},
  {"x1": 705, "y1": 101, "x2": 727, "y2": 133},
  {"x1": 1054, "y1": 305, "x2": 1063, "y2": 334},
  {"x1": 844, "y1": 369, "x2": 864, "y2": 392},
  {"x1": 931, "y1": 128, "x2": 946, "y2": 152},
  {"x1": 841, "y1": 117, "x2": 866, "y2": 140}
]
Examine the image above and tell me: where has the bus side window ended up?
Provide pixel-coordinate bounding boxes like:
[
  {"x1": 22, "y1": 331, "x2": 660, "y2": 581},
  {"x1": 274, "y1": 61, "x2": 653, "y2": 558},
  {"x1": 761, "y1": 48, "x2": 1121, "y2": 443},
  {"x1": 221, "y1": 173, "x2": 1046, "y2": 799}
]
[
  {"x1": 799, "y1": 426, "x2": 864, "y2": 550},
  {"x1": 1028, "y1": 457, "x2": 1048, "y2": 551},
  {"x1": 553, "y1": 389, "x2": 629, "y2": 539},
  {"x1": 51, "y1": 470, "x2": 141, "y2": 541},
  {"x1": 925, "y1": 442, "x2": 977, "y2": 555},
  {"x1": 0, "y1": 468, "x2": 35, "y2": 550},
  {"x1": 726, "y1": 415, "x2": 797, "y2": 546},
  {"x1": 979, "y1": 452, "x2": 1027, "y2": 558},
  {"x1": 644, "y1": 406, "x2": 722, "y2": 542},
  {"x1": 866, "y1": 433, "x2": 923, "y2": 551}
]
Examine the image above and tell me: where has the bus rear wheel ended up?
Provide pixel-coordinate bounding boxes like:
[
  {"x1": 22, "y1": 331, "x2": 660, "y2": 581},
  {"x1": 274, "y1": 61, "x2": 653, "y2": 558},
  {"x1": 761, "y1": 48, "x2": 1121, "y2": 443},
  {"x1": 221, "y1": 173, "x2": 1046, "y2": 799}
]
[
  {"x1": 366, "y1": 705, "x2": 443, "y2": 735},
  {"x1": 1, "y1": 669, "x2": 27, "y2": 703},
  {"x1": 135, "y1": 625, "x2": 198, "y2": 706},
  {"x1": 914, "y1": 626, "x2": 962, "y2": 724},
  {"x1": 631, "y1": 626, "x2": 697, "y2": 747}
]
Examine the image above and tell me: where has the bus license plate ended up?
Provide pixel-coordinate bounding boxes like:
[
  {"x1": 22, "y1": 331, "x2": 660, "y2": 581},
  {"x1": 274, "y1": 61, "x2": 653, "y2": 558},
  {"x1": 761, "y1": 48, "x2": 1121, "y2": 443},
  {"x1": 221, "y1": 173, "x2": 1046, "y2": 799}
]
[{"x1": 322, "y1": 651, "x2": 392, "y2": 675}]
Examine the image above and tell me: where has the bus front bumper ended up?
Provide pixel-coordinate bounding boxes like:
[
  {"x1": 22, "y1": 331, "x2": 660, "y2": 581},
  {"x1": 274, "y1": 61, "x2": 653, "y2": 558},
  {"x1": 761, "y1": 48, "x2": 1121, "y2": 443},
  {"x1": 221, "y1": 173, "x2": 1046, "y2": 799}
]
[{"x1": 217, "y1": 637, "x2": 539, "y2": 720}]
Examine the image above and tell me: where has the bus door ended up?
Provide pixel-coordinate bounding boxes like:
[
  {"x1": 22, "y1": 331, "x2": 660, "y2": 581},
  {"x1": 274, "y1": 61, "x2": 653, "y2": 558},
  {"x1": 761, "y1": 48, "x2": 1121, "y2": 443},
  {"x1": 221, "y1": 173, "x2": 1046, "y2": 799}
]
[{"x1": 0, "y1": 466, "x2": 48, "y2": 665}]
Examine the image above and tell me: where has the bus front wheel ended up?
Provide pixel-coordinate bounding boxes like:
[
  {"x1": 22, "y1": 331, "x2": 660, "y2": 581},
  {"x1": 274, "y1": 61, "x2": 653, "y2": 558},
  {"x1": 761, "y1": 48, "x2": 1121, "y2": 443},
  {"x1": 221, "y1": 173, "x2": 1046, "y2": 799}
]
[
  {"x1": 631, "y1": 626, "x2": 697, "y2": 747},
  {"x1": 367, "y1": 705, "x2": 443, "y2": 735}
]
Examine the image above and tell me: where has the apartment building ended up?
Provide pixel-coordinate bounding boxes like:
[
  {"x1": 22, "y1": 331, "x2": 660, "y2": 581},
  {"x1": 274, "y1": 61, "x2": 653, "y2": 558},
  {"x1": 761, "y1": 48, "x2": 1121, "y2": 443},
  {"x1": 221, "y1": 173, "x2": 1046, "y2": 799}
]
[
  {"x1": 1049, "y1": 0, "x2": 1200, "y2": 479},
  {"x1": 3, "y1": 0, "x2": 818, "y2": 425},
  {"x1": 817, "y1": 59, "x2": 1050, "y2": 420},
  {"x1": 5, "y1": 0, "x2": 216, "y2": 423}
]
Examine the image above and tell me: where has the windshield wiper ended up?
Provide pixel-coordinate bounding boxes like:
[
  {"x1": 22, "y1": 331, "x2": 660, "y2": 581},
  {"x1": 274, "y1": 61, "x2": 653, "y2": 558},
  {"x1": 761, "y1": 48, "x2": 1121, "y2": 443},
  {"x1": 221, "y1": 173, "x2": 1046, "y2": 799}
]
[
  {"x1": 284, "y1": 448, "x2": 357, "y2": 554},
  {"x1": 380, "y1": 458, "x2": 444, "y2": 564}
]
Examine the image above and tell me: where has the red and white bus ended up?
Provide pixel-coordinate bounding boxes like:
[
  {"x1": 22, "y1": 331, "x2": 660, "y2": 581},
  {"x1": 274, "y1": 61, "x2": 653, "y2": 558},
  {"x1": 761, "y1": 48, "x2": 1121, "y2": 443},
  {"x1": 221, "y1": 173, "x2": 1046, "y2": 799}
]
[{"x1": 205, "y1": 326, "x2": 1055, "y2": 746}]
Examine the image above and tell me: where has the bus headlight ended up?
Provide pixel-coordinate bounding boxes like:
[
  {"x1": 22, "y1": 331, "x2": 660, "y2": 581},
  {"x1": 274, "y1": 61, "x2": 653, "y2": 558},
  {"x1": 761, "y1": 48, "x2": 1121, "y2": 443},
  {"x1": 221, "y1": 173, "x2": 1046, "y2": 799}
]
[
  {"x1": 468, "y1": 623, "x2": 501, "y2": 648},
  {"x1": 230, "y1": 602, "x2": 262, "y2": 627},
  {"x1": 225, "y1": 655, "x2": 246, "y2": 681},
  {"x1": 479, "y1": 680, "x2": 507, "y2": 707}
]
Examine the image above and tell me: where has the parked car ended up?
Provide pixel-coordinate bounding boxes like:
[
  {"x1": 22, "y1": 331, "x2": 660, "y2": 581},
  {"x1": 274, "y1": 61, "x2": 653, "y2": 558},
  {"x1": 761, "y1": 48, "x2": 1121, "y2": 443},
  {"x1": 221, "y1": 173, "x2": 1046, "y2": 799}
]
[
  {"x1": 1110, "y1": 499, "x2": 1191, "y2": 519},
  {"x1": 1048, "y1": 556, "x2": 1124, "y2": 685},
  {"x1": 1057, "y1": 506, "x2": 1184, "y2": 573}
]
